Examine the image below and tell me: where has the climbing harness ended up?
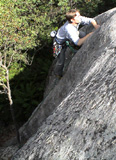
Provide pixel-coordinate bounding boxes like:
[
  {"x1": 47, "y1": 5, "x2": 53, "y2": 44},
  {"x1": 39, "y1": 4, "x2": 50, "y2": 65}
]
[{"x1": 50, "y1": 30, "x2": 77, "y2": 58}]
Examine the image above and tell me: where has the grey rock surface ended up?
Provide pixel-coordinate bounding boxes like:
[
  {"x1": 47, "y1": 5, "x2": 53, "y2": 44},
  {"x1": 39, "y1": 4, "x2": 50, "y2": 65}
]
[
  {"x1": 11, "y1": 8, "x2": 116, "y2": 160},
  {"x1": 0, "y1": 146, "x2": 18, "y2": 160}
]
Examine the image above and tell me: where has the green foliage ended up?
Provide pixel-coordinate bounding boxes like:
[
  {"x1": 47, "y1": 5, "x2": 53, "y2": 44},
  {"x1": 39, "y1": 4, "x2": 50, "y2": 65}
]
[
  {"x1": 0, "y1": 0, "x2": 54, "y2": 81},
  {"x1": 13, "y1": 82, "x2": 38, "y2": 120}
]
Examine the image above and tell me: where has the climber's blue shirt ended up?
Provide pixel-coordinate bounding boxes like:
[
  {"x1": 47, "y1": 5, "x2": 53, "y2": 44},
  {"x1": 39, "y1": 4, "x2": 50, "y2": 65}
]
[{"x1": 56, "y1": 16, "x2": 94, "y2": 45}]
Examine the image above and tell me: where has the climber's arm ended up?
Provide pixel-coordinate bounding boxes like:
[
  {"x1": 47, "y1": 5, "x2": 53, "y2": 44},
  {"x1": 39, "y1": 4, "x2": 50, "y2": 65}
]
[
  {"x1": 77, "y1": 32, "x2": 93, "y2": 46},
  {"x1": 91, "y1": 19, "x2": 100, "y2": 29}
]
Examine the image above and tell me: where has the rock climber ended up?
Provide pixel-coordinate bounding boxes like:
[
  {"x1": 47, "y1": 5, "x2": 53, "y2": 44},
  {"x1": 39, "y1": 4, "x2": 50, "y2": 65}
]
[{"x1": 54, "y1": 9, "x2": 100, "y2": 78}]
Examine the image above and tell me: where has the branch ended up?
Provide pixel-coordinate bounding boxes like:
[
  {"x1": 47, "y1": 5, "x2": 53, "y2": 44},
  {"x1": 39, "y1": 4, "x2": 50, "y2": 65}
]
[
  {"x1": 0, "y1": 39, "x2": 16, "y2": 51},
  {"x1": 0, "y1": 81, "x2": 7, "y2": 88},
  {"x1": 0, "y1": 81, "x2": 8, "y2": 94},
  {"x1": 0, "y1": 53, "x2": 2, "y2": 66},
  {"x1": 26, "y1": 52, "x2": 36, "y2": 65},
  {"x1": 26, "y1": 43, "x2": 47, "y2": 65},
  {"x1": 0, "y1": 90, "x2": 6, "y2": 94},
  {"x1": 0, "y1": 75, "x2": 8, "y2": 89},
  {"x1": 0, "y1": 64, "x2": 8, "y2": 90},
  {"x1": 0, "y1": 41, "x2": 16, "y2": 68},
  {"x1": 7, "y1": 52, "x2": 15, "y2": 68},
  {"x1": 7, "y1": 47, "x2": 16, "y2": 68},
  {"x1": 1, "y1": 64, "x2": 7, "y2": 70}
]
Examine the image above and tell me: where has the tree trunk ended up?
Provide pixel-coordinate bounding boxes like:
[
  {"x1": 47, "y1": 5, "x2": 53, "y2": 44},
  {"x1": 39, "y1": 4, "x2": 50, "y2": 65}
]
[{"x1": 6, "y1": 68, "x2": 21, "y2": 145}]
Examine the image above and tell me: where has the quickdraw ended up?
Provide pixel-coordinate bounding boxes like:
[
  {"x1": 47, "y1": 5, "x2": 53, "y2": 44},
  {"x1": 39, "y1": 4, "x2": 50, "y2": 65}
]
[{"x1": 53, "y1": 41, "x2": 62, "y2": 58}]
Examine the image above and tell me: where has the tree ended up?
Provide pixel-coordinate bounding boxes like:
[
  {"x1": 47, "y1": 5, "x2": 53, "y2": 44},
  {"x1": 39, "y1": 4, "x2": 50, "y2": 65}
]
[
  {"x1": 0, "y1": 0, "x2": 60, "y2": 144},
  {"x1": 0, "y1": 0, "x2": 50, "y2": 145}
]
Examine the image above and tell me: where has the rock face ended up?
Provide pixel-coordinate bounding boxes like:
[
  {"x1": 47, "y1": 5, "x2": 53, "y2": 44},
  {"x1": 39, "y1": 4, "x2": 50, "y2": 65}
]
[{"x1": 12, "y1": 8, "x2": 116, "y2": 159}]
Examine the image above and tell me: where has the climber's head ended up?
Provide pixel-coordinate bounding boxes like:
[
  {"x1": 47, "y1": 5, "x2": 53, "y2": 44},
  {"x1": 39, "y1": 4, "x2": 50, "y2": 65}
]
[{"x1": 66, "y1": 9, "x2": 81, "y2": 24}]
